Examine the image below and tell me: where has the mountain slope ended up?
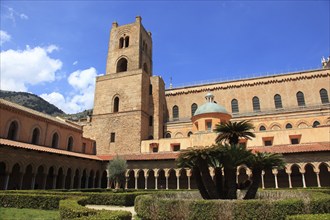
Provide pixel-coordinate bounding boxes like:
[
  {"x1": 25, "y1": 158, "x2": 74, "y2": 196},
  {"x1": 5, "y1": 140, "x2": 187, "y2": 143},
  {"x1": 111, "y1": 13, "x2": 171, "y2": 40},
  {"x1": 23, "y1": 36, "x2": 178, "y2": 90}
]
[{"x1": 0, "y1": 90, "x2": 65, "y2": 116}]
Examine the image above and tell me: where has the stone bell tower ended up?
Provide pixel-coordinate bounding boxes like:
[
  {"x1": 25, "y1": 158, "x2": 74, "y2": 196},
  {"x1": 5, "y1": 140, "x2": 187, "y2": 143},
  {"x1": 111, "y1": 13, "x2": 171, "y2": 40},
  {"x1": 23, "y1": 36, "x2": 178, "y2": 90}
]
[{"x1": 84, "y1": 16, "x2": 165, "y2": 155}]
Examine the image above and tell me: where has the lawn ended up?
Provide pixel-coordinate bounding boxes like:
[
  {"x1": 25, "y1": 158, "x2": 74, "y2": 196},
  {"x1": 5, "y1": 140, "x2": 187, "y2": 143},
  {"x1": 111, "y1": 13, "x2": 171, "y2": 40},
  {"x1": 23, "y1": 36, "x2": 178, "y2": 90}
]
[{"x1": 0, "y1": 207, "x2": 60, "y2": 220}]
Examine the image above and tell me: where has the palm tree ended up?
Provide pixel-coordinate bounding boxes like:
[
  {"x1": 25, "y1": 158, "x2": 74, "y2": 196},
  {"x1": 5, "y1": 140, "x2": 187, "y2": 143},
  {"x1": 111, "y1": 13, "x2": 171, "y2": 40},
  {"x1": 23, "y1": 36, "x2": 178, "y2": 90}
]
[
  {"x1": 219, "y1": 143, "x2": 253, "y2": 199},
  {"x1": 244, "y1": 152, "x2": 285, "y2": 200},
  {"x1": 214, "y1": 120, "x2": 256, "y2": 145},
  {"x1": 177, "y1": 146, "x2": 220, "y2": 199}
]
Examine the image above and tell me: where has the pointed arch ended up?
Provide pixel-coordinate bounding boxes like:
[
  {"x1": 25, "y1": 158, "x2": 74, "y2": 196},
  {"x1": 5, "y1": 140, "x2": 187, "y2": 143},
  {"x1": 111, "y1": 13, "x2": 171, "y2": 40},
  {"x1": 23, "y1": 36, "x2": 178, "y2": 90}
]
[
  {"x1": 31, "y1": 127, "x2": 40, "y2": 145},
  {"x1": 113, "y1": 96, "x2": 120, "y2": 113},
  {"x1": 51, "y1": 132, "x2": 59, "y2": 148},
  {"x1": 7, "y1": 120, "x2": 19, "y2": 140},
  {"x1": 116, "y1": 58, "x2": 128, "y2": 72},
  {"x1": 320, "y1": 88, "x2": 329, "y2": 104},
  {"x1": 67, "y1": 136, "x2": 74, "y2": 151}
]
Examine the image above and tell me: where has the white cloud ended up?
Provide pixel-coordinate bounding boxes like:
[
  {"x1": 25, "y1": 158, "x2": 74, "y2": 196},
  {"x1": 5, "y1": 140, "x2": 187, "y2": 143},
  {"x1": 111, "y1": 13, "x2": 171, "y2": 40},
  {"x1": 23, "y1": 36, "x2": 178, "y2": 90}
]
[
  {"x1": 0, "y1": 30, "x2": 11, "y2": 45},
  {"x1": 4, "y1": 7, "x2": 28, "y2": 25},
  {"x1": 0, "y1": 45, "x2": 62, "y2": 91},
  {"x1": 41, "y1": 67, "x2": 99, "y2": 114}
]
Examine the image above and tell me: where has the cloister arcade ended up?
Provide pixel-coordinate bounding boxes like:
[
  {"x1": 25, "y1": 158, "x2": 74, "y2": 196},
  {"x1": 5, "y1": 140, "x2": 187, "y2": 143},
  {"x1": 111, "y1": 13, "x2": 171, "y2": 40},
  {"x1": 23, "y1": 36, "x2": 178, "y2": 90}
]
[
  {"x1": 0, "y1": 161, "x2": 107, "y2": 190},
  {"x1": 121, "y1": 161, "x2": 330, "y2": 190}
]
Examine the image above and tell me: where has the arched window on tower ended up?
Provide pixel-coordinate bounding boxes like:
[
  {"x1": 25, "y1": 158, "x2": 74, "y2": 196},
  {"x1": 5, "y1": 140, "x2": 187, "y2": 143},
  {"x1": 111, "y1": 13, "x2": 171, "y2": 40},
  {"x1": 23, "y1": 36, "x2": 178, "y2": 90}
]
[
  {"x1": 51, "y1": 132, "x2": 59, "y2": 148},
  {"x1": 191, "y1": 103, "x2": 198, "y2": 116},
  {"x1": 173, "y1": 105, "x2": 179, "y2": 120},
  {"x1": 231, "y1": 99, "x2": 239, "y2": 113},
  {"x1": 312, "y1": 121, "x2": 320, "y2": 128},
  {"x1": 31, "y1": 128, "x2": 40, "y2": 145},
  {"x1": 320, "y1": 88, "x2": 329, "y2": 104},
  {"x1": 7, "y1": 121, "x2": 18, "y2": 140},
  {"x1": 296, "y1": 91, "x2": 306, "y2": 107},
  {"x1": 252, "y1": 96, "x2": 260, "y2": 112},
  {"x1": 119, "y1": 37, "x2": 124, "y2": 49},
  {"x1": 285, "y1": 123, "x2": 293, "y2": 129},
  {"x1": 116, "y1": 58, "x2": 128, "y2": 72},
  {"x1": 113, "y1": 97, "x2": 119, "y2": 113},
  {"x1": 274, "y1": 94, "x2": 283, "y2": 109},
  {"x1": 125, "y1": 36, "x2": 129, "y2": 47},
  {"x1": 67, "y1": 136, "x2": 73, "y2": 151}
]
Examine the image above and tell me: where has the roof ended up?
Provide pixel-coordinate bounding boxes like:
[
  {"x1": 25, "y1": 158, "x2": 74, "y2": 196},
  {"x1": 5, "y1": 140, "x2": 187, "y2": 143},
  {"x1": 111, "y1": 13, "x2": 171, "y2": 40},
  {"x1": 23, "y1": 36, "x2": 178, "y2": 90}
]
[
  {"x1": 251, "y1": 142, "x2": 330, "y2": 154},
  {"x1": 98, "y1": 152, "x2": 180, "y2": 161},
  {"x1": 194, "y1": 92, "x2": 228, "y2": 116},
  {"x1": 0, "y1": 138, "x2": 102, "y2": 160}
]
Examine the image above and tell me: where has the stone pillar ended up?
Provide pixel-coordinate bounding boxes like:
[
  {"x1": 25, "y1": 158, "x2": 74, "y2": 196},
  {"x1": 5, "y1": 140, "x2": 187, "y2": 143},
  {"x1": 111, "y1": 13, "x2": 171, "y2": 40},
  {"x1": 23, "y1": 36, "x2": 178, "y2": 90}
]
[
  {"x1": 52, "y1": 175, "x2": 58, "y2": 189},
  {"x1": 187, "y1": 169, "x2": 191, "y2": 190},
  {"x1": 18, "y1": 172, "x2": 24, "y2": 190},
  {"x1": 134, "y1": 175, "x2": 138, "y2": 190},
  {"x1": 4, "y1": 173, "x2": 10, "y2": 190},
  {"x1": 85, "y1": 175, "x2": 89, "y2": 189},
  {"x1": 316, "y1": 172, "x2": 321, "y2": 187},
  {"x1": 41, "y1": 174, "x2": 47, "y2": 189},
  {"x1": 287, "y1": 172, "x2": 292, "y2": 188},
  {"x1": 125, "y1": 177, "x2": 128, "y2": 189},
  {"x1": 301, "y1": 172, "x2": 306, "y2": 188},
  {"x1": 97, "y1": 175, "x2": 102, "y2": 188},
  {"x1": 261, "y1": 171, "x2": 265, "y2": 189},
  {"x1": 61, "y1": 175, "x2": 66, "y2": 189},
  {"x1": 155, "y1": 176, "x2": 158, "y2": 190},
  {"x1": 175, "y1": 169, "x2": 181, "y2": 190},
  {"x1": 144, "y1": 173, "x2": 148, "y2": 190},
  {"x1": 30, "y1": 173, "x2": 36, "y2": 190},
  {"x1": 70, "y1": 176, "x2": 75, "y2": 189},
  {"x1": 77, "y1": 175, "x2": 82, "y2": 189},
  {"x1": 165, "y1": 176, "x2": 169, "y2": 190},
  {"x1": 272, "y1": 169, "x2": 278, "y2": 189}
]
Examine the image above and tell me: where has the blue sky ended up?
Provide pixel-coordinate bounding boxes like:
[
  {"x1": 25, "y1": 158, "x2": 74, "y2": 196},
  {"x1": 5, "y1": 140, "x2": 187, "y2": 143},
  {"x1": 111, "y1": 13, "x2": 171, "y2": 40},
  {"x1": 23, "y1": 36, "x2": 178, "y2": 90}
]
[{"x1": 1, "y1": 1, "x2": 329, "y2": 113}]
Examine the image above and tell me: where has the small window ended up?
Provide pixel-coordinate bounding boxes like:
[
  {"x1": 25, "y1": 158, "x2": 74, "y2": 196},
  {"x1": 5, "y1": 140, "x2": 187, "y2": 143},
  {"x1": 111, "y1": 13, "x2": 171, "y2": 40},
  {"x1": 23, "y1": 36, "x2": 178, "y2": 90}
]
[
  {"x1": 320, "y1": 89, "x2": 329, "y2": 104},
  {"x1": 116, "y1": 58, "x2": 128, "y2": 72},
  {"x1": 274, "y1": 94, "x2": 283, "y2": 109},
  {"x1": 296, "y1": 91, "x2": 306, "y2": 107},
  {"x1": 172, "y1": 144, "x2": 180, "y2": 152},
  {"x1": 149, "y1": 116, "x2": 153, "y2": 126},
  {"x1": 231, "y1": 99, "x2": 239, "y2": 113},
  {"x1": 51, "y1": 132, "x2": 59, "y2": 148},
  {"x1": 259, "y1": 126, "x2": 266, "y2": 131},
  {"x1": 252, "y1": 96, "x2": 260, "y2": 112},
  {"x1": 113, "y1": 97, "x2": 119, "y2": 113},
  {"x1": 285, "y1": 123, "x2": 293, "y2": 129},
  {"x1": 291, "y1": 138, "x2": 299, "y2": 145},
  {"x1": 67, "y1": 136, "x2": 74, "y2": 151},
  {"x1": 125, "y1": 36, "x2": 129, "y2": 47},
  {"x1": 187, "y1": 131, "x2": 193, "y2": 137},
  {"x1": 264, "y1": 140, "x2": 272, "y2": 146},
  {"x1": 173, "y1": 105, "x2": 179, "y2": 120},
  {"x1": 82, "y1": 143, "x2": 86, "y2": 153},
  {"x1": 31, "y1": 128, "x2": 40, "y2": 145},
  {"x1": 191, "y1": 103, "x2": 198, "y2": 116},
  {"x1": 206, "y1": 121, "x2": 212, "y2": 131},
  {"x1": 149, "y1": 84, "x2": 152, "y2": 95},
  {"x1": 7, "y1": 121, "x2": 18, "y2": 140},
  {"x1": 119, "y1": 37, "x2": 124, "y2": 49},
  {"x1": 110, "y1": 132, "x2": 116, "y2": 143},
  {"x1": 312, "y1": 121, "x2": 320, "y2": 128},
  {"x1": 165, "y1": 133, "x2": 171, "y2": 138},
  {"x1": 152, "y1": 147, "x2": 158, "y2": 153}
]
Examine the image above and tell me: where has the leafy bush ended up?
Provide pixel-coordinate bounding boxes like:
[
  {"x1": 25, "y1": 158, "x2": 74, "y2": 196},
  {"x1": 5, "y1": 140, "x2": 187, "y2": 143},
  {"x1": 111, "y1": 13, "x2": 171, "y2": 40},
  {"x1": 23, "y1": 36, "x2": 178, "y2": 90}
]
[
  {"x1": 0, "y1": 193, "x2": 64, "y2": 210},
  {"x1": 135, "y1": 190, "x2": 330, "y2": 220},
  {"x1": 286, "y1": 213, "x2": 330, "y2": 220},
  {"x1": 59, "y1": 197, "x2": 131, "y2": 220}
]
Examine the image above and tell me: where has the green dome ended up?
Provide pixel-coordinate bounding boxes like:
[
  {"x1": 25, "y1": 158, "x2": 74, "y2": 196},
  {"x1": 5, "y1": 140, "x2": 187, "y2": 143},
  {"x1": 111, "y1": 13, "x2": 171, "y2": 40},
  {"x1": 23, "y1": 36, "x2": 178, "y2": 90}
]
[{"x1": 194, "y1": 93, "x2": 228, "y2": 116}]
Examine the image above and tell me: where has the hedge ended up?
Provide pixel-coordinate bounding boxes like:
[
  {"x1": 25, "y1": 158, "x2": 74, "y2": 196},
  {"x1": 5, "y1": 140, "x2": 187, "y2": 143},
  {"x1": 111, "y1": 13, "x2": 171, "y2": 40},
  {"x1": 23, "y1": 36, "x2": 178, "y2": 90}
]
[
  {"x1": 135, "y1": 190, "x2": 330, "y2": 220},
  {"x1": 0, "y1": 193, "x2": 65, "y2": 210},
  {"x1": 286, "y1": 213, "x2": 330, "y2": 220},
  {"x1": 59, "y1": 197, "x2": 131, "y2": 220}
]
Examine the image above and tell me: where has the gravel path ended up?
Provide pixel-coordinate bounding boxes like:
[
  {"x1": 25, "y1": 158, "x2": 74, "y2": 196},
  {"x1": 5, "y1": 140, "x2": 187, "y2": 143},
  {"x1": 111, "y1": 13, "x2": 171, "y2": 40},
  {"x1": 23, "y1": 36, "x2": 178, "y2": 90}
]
[{"x1": 86, "y1": 205, "x2": 136, "y2": 218}]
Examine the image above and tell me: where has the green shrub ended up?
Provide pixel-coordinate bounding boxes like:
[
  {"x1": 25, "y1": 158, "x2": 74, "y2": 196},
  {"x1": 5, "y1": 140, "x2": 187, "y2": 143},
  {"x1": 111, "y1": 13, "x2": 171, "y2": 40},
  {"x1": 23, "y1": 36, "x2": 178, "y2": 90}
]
[
  {"x1": 286, "y1": 213, "x2": 330, "y2": 220},
  {"x1": 59, "y1": 197, "x2": 131, "y2": 220},
  {"x1": 0, "y1": 193, "x2": 64, "y2": 210},
  {"x1": 309, "y1": 192, "x2": 330, "y2": 214}
]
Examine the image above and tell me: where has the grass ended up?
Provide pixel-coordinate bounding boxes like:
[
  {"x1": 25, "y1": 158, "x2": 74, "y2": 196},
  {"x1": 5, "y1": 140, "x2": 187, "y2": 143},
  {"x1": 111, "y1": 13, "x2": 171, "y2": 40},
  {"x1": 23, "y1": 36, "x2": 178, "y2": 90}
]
[{"x1": 0, "y1": 207, "x2": 60, "y2": 220}]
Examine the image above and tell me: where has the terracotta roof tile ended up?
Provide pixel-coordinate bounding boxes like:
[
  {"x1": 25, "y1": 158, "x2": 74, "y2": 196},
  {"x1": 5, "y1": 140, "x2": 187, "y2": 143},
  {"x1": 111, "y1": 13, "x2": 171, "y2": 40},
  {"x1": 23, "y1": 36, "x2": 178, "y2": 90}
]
[
  {"x1": 98, "y1": 152, "x2": 180, "y2": 161},
  {"x1": 250, "y1": 142, "x2": 330, "y2": 154},
  {"x1": 0, "y1": 138, "x2": 101, "y2": 160}
]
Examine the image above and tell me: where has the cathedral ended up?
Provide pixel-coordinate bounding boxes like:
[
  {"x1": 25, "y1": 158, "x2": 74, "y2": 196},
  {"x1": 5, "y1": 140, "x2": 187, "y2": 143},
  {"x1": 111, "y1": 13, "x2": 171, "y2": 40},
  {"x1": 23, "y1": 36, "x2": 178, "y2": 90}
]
[{"x1": 1, "y1": 17, "x2": 329, "y2": 190}]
